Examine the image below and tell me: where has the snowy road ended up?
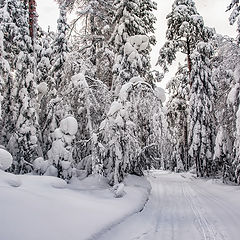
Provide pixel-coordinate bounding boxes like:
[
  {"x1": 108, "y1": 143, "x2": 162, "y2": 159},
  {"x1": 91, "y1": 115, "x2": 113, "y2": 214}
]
[{"x1": 99, "y1": 171, "x2": 240, "y2": 240}]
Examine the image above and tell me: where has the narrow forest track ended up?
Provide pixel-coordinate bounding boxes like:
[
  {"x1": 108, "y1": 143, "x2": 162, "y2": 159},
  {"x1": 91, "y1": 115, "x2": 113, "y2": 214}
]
[{"x1": 98, "y1": 171, "x2": 240, "y2": 240}]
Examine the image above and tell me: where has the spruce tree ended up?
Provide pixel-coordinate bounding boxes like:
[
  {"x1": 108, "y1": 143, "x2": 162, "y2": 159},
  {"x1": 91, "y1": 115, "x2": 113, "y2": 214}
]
[
  {"x1": 50, "y1": 2, "x2": 69, "y2": 93},
  {"x1": 0, "y1": 0, "x2": 40, "y2": 173},
  {"x1": 189, "y1": 42, "x2": 215, "y2": 177},
  {"x1": 35, "y1": 27, "x2": 54, "y2": 156},
  {"x1": 166, "y1": 65, "x2": 190, "y2": 171},
  {"x1": 211, "y1": 35, "x2": 239, "y2": 181},
  {"x1": 139, "y1": 0, "x2": 157, "y2": 84},
  {"x1": 63, "y1": 73, "x2": 110, "y2": 176},
  {"x1": 39, "y1": 2, "x2": 70, "y2": 159},
  {"x1": 111, "y1": 0, "x2": 157, "y2": 95},
  {"x1": 0, "y1": 28, "x2": 6, "y2": 122}
]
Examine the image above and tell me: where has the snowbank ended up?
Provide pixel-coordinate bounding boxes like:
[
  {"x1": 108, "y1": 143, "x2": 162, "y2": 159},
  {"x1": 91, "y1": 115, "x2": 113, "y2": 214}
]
[
  {"x1": 0, "y1": 173, "x2": 150, "y2": 240},
  {"x1": 0, "y1": 170, "x2": 22, "y2": 187}
]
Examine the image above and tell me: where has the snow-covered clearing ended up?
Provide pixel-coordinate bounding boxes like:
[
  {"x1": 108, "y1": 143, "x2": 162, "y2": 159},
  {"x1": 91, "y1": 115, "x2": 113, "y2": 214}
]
[
  {"x1": 0, "y1": 171, "x2": 150, "y2": 240},
  {"x1": 99, "y1": 171, "x2": 240, "y2": 240}
]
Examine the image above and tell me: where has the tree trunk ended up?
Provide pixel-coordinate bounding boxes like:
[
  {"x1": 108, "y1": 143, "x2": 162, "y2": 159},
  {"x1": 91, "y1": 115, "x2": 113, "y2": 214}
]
[
  {"x1": 22, "y1": 0, "x2": 37, "y2": 41},
  {"x1": 186, "y1": 38, "x2": 192, "y2": 74},
  {"x1": 29, "y1": 0, "x2": 37, "y2": 41},
  {"x1": 184, "y1": 119, "x2": 189, "y2": 170}
]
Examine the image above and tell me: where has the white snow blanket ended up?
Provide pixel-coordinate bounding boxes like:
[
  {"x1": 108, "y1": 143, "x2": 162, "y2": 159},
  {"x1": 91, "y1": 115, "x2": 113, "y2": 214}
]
[{"x1": 0, "y1": 172, "x2": 150, "y2": 240}]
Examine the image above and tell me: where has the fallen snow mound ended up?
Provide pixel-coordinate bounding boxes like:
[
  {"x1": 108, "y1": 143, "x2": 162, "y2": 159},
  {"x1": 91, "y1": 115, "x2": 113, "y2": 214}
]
[
  {"x1": 0, "y1": 170, "x2": 22, "y2": 187},
  {"x1": 60, "y1": 116, "x2": 78, "y2": 135},
  {"x1": 0, "y1": 149, "x2": 13, "y2": 171}
]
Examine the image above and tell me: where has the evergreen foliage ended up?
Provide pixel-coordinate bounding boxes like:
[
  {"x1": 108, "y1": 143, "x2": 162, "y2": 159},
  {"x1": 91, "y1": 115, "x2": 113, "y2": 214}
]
[
  {"x1": 1, "y1": 0, "x2": 240, "y2": 186},
  {"x1": 189, "y1": 42, "x2": 215, "y2": 177},
  {"x1": 227, "y1": 0, "x2": 240, "y2": 44},
  {"x1": 157, "y1": 0, "x2": 214, "y2": 73}
]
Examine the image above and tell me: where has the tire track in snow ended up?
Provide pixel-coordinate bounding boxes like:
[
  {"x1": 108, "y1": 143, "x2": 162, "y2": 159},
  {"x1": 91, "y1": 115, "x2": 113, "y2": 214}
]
[
  {"x1": 97, "y1": 171, "x2": 232, "y2": 240},
  {"x1": 189, "y1": 182, "x2": 240, "y2": 240},
  {"x1": 182, "y1": 182, "x2": 223, "y2": 240}
]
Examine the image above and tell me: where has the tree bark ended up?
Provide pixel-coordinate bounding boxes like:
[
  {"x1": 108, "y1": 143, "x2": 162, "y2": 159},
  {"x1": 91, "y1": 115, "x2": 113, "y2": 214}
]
[{"x1": 22, "y1": 0, "x2": 37, "y2": 41}]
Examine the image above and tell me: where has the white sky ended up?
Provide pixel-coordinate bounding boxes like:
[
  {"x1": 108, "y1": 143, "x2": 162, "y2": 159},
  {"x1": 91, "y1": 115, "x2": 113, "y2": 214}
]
[{"x1": 37, "y1": 0, "x2": 237, "y2": 90}]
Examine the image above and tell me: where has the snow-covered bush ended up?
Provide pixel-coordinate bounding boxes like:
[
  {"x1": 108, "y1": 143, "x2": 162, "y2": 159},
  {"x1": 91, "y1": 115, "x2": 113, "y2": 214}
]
[
  {"x1": 0, "y1": 149, "x2": 13, "y2": 171},
  {"x1": 113, "y1": 183, "x2": 125, "y2": 198},
  {"x1": 46, "y1": 116, "x2": 78, "y2": 179},
  {"x1": 33, "y1": 157, "x2": 49, "y2": 175}
]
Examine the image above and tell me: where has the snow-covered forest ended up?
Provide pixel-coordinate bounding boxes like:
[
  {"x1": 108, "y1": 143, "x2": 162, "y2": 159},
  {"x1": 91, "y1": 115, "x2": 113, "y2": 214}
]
[{"x1": 1, "y1": 0, "x2": 240, "y2": 240}]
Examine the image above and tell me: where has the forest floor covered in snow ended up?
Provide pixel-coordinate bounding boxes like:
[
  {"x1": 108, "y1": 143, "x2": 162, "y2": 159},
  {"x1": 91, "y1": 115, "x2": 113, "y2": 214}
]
[
  {"x1": 1, "y1": 170, "x2": 240, "y2": 240},
  {"x1": 0, "y1": 171, "x2": 150, "y2": 240}
]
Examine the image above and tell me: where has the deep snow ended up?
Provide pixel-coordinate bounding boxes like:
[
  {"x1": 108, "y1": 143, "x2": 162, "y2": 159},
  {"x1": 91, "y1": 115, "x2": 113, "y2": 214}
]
[
  {"x1": 0, "y1": 171, "x2": 150, "y2": 240},
  {"x1": 1, "y1": 170, "x2": 240, "y2": 240}
]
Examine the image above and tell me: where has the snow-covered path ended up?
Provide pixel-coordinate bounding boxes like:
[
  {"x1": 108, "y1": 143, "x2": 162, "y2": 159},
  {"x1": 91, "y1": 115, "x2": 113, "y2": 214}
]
[{"x1": 99, "y1": 171, "x2": 240, "y2": 240}]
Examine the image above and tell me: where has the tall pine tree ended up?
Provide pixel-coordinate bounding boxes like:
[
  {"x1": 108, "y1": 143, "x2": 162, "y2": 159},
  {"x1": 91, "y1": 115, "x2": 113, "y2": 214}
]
[{"x1": 158, "y1": 0, "x2": 214, "y2": 73}]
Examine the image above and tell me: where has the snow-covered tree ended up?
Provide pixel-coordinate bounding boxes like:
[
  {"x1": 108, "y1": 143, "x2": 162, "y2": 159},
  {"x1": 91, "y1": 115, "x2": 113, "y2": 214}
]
[
  {"x1": 166, "y1": 65, "x2": 190, "y2": 171},
  {"x1": 46, "y1": 116, "x2": 78, "y2": 179},
  {"x1": 34, "y1": 28, "x2": 56, "y2": 156},
  {"x1": 211, "y1": 35, "x2": 239, "y2": 180},
  {"x1": 189, "y1": 42, "x2": 215, "y2": 177},
  {"x1": 63, "y1": 73, "x2": 110, "y2": 176},
  {"x1": 38, "y1": 3, "x2": 70, "y2": 159},
  {"x1": 112, "y1": 34, "x2": 150, "y2": 96},
  {"x1": 227, "y1": 0, "x2": 240, "y2": 44},
  {"x1": 158, "y1": 0, "x2": 214, "y2": 73},
  {"x1": 68, "y1": 0, "x2": 115, "y2": 86},
  {"x1": 138, "y1": 0, "x2": 157, "y2": 84},
  {"x1": 0, "y1": 26, "x2": 9, "y2": 122},
  {"x1": 99, "y1": 78, "x2": 164, "y2": 184},
  {"x1": 99, "y1": 98, "x2": 140, "y2": 185},
  {"x1": 35, "y1": 28, "x2": 54, "y2": 85},
  {"x1": 0, "y1": 0, "x2": 18, "y2": 146},
  {"x1": 222, "y1": 40, "x2": 240, "y2": 182},
  {"x1": 50, "y1": 2, "x2": 69, "y2": 92},
  {"x1": 110, "y1": 0, "x2": 157, "y2": 95},
  {"x1": 0, "y1": 0, "x2": 40, "y2": 173}
]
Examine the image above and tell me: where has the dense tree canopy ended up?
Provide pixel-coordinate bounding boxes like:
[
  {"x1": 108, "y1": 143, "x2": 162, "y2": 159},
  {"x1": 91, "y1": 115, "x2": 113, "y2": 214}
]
[{"x1": 0, "y1": 0, "x2": 240, "y2": 185}]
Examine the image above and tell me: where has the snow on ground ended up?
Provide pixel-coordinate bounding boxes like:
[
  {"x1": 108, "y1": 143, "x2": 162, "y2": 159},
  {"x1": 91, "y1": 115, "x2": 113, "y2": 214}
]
[
  {"x1": 1, "y1": 170, "x2": 240, "y2": 240},
  {"x1": 99, "y1": 170, "x2": 240, "y2": 240},
  {"x1": 0, "y1": 171, "x2": 150, "y2": 240}
]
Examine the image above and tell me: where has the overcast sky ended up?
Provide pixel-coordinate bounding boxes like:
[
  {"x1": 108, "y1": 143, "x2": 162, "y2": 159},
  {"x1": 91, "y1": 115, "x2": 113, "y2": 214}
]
[{"x1": 37, "y1": 0, "x2": 237, "y2": 89}]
